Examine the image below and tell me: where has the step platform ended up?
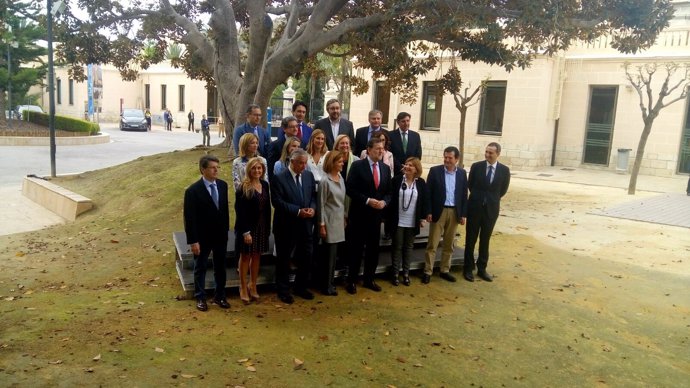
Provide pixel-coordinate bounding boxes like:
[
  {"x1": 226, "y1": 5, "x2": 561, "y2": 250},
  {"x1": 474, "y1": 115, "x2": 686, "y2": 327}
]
[{"x1": 173, "y1": 223, "x2": 466, "y2": 298}]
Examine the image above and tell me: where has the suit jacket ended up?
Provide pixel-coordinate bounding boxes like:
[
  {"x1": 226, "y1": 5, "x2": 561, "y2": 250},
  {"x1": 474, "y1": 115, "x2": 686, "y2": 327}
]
[
  {"x1": 389, "y1": 129, "x2": 422, "y2": 175},
  {"x1": 467, "y1": 161, "x2": 510, "y2": 219},
  {"x1": 233, "y1": 122, "x2": 270, "y2": 157},
  {"x1": 267, "y1": 137, "x2": 307, "y2": 179},
  {"x1": 277, "y1": 122, "x2": 313, "y2": 144},
  {"x1": 271, "y1": 168, "x2": 317, "y2": 238},
  {"x1": 387, "y1": 175, "x2": 430, "y2": 235},
  {"x1": 314, "y1": 117, "x2": 354, "y2": 150},
  {"x1": 234, "y1": 180, "x2": 271, "y2": 237},
  {"x1": 427, "y1": 165, "x2": 468, "y2": 222},
  {"x1": 354, "y1": 126, "x2": 387, "y2": 157},
  {"x1": 346, "y1": 158, "x2": 392, "y2": 224},
  {"x1": 183, "y1": 178, "x2": 230, "y2": 245}
]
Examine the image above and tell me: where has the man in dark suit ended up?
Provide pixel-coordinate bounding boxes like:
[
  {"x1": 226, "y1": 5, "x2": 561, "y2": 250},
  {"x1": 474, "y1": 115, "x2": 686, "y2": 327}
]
[
  {"x1": 354, "y1": 109, "x2": 385, "y2": 157},
  {"x1": 267, "y1": 116, "x2": 303, "y2": 179},
  {"x1": 271, "y1": 149, "x2": 317, "y2": 304},
  {"x1": 389, "y1": 112, "x2": 422, "y2": 176},
  {"x1": 232, "y1": 104, "x2": 270, "y2": 157},
  {"x1": 314, "y1": 98, "x2": 354, "y2": 150},
  {"x1": 463, "y1": 142, "x2": 510, "y2": 282},
  {"x1": 345, "y1": 137, "x2": 392, "y2": 294},
  {"x1": 277, "y1": 101, "x2": 313, "y2": 144},
  {"x1": 183, "y1": 155, "x2": 231, "y2": 311},
  {"x1": 187, "y1": 110, "x2": 195, "y2": 132},
  {"x1": 423, "y1": 146, "x2": 468, "y2": 284}
]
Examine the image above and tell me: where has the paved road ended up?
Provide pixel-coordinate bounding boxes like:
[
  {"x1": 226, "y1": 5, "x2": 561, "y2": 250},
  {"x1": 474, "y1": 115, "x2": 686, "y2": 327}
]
[
  {"x1": 0, "y1": 124, "x2": 217, "y2": 235},
  {"x1": 0, "y1": 125, "x2": 206, "y2": 187}
]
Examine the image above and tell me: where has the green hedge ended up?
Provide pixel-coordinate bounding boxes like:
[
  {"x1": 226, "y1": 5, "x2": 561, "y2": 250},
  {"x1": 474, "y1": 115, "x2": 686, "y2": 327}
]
[{"x1": 24, "y1": 112, "x2": 100, "y2": 135}]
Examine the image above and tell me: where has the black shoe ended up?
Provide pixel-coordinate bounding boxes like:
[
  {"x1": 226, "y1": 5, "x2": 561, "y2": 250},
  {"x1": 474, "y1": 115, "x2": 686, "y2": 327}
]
[
  {"x1": 391, "y1": 275, "x2": 400, "y2": 286},
  {"x1": 477, "y1": 271, "x2": 493, "y2": 282},
  {"x1": 402, "y1": 273, "x2": 411, "y2": 286},
  {"x1": 463, "y1": 272, "x2": 475, "y2": 282},
  {"x1": 322, "y1": 288, "x2": 338, "y2": 296},
  {"x1": 196, "y1": 299, "x2": 208, "y2": 311},
  {"x1": 278, "y1": 293, "x2": 294, "y2": 304},
  {"x1": 363, "y1": 281, "x2": 382, "y2": 292},
  {"x1": 295, "y1": 289, "x2": 315, "y2": 300},
  {"x1": 421, "y1": 273, "x2": 431, "y2": 284},
  {"x1": 439, "y1": 272, "x2": 457, "y2": 282},
  {"x1": 346, "y1": 283, "x2": 357, "y2": 295},
  {"x1": 213, "y1": 298, "x2": 231, "y2": 309}
]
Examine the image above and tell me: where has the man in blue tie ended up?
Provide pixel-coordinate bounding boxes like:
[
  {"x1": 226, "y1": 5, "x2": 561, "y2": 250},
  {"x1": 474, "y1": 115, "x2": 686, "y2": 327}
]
[
  {"x1": 232, "y1": 104, "x2": 270, "y2": 157},
  {"x1": 183, "y1": 155, "x2": 231, "y2": 311},
  {"x1": 463, "y1": 142, "x2": 511, "y2": 282}
]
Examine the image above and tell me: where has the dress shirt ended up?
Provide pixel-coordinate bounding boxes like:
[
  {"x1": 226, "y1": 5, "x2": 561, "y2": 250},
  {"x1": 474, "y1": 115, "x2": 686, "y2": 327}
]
[
  {"x1": 330, "y1": 119, "x2": 340, "y2": 141},
  {"x1": 444, "y1": 167, "x2": 457, "y2": 207},
  {"x1": 486, "y1": 161, "x2": 498, "y2": 184}
]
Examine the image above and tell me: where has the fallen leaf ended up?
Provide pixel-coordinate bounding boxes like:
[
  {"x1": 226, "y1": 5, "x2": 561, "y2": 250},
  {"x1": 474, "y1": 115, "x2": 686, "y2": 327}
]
[
  {"x1": 93, "y1": 354, "x2": 101, "y2": 361},
  {"x1": 155, "y1": 347, "x2": 164, "y2": 353},
  {"x1": 237, "y1": 358, "x2": 249, "y2": 363},
  {"x1": 15, "y1": 252, "x2": 25, "y2": 257},
  {"x1": 396, "y1": 356, "x2": 407, "y2": 363},
  {"x1": 49, "y1": 360, "x2": 63, "y2": 364},
  {"x1": 384, "y1": 331, "x2": 390, "y2": 336},
  {"x1": 110, "y1": 240, "x2": 119, "y2": 244},
  {"x1": 246, "y1": 366, "x2": 256, "y2": 372},
  {"x1": 448, "y1": 344, "x2": 456, "y2": 350},
  {"x1": 293, "y1": 358, "x2": 304, "y2": 370},
  {"x1": 181, "y1": 374, "x2": 196, "y2": 378},
  {"x1": 413, "y1": 363, "x2": 423, "y2": 367}
]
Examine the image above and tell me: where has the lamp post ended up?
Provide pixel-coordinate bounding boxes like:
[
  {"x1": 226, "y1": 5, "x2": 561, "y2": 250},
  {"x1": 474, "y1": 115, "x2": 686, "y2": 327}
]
[{"x1": 5, "y1": 26, "x2": 17, "y2": 129}]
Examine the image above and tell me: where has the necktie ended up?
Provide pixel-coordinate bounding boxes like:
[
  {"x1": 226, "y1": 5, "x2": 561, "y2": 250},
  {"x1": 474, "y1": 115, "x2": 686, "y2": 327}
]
[
  {"x1": 210, "y1": 183, "x2": 219, "y2": 209},
  {"x1": 372, "y1": 162, "x2": 379, "y2": 189},
  {"x1": 486, "y1": 165, "x2": 493, "y2": 186},
  {"x1": 297, "y1": 124, "x2": 303, "y2": 140},
  {"x1": 295, "y1": 174, "x2": 303, "y2": 201},
  {"x1": 402, "y1": 132, "x2": 408, "y2": 153}
]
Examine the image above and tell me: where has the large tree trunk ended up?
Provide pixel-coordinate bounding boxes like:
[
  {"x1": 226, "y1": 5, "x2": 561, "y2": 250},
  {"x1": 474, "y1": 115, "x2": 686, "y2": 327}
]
[
  {"x1": 628, "y1": 120, "x2": 654, "y2": 195},
  {"x1": 458, "y1": 106, "x2": 467, "y2": 168}
]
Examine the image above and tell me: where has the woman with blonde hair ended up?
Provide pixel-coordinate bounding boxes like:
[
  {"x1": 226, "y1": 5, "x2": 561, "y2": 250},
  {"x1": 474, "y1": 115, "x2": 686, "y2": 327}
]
[
  {"x1": 306, "y1": 129, "x2": 329, "y2": 184},
  {"x1": 318, "y1": 150, "x2": 346, "y2": 296},
  {"x1": 234, "y1": 157, "x2": 271, "y2": 303},
  {"x1": 274, "y1": 136, "x2": 302, "y2": 176},
  {"x1": 387, "y1": 157, "x2": 430, "y2": 286},
  {"x1": 232, "y1": 133, "x2": 268, "y2": 191}
]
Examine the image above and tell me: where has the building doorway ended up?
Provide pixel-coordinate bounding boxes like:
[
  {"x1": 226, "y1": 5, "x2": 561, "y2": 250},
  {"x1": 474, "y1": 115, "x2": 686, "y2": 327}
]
[{"x1": 583, "y1": 86, "x2": 618, "y2": 165}]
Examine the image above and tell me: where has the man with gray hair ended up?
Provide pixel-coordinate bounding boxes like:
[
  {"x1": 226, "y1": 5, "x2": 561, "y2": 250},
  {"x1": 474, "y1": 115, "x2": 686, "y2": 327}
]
[
  {"x1": 354, "y1": 109, "x2": 386, "y2": 157},
  {"x1": 271, "y1": 149, "x2": 317, "y2": 304}
]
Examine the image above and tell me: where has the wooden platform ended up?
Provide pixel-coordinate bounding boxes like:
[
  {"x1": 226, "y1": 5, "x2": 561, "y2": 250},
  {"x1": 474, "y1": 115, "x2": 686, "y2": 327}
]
[{"x1": 173, "y1": 223, "x2": 465, "y2": 298}]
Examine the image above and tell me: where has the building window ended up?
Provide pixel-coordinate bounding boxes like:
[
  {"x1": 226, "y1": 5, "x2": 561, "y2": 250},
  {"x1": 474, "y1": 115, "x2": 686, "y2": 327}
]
[
  {"x1": 421, "y1": 81, "x2": 442, "y2": 130},
  {"x1": 178, "y1": 85, "x2": 185, "y2": 112},
  {"x1": 68, "y1": 79, "x2": 74, "y2": 105},
  {"x1": 145, "y1": 84, "x2": 151, "y2": 109},
  {"x1": 677, "y1": 97, "x2": 690, "y2": 173},
  {"x1": 583, "y1": 86, "x2": 618, "y2": 166},
  {"x1": 374, "y1": 81, "x2": 390, "y2": 126},
  {"x1": 161, "y1": 84, "x2": 167, "y2": 110},
  {"x1": 56, "y1": 78, "x2": 62, "y2": 105},
  {"x1": 478, "y1": 81, "x2": 507, "y2": 135}
]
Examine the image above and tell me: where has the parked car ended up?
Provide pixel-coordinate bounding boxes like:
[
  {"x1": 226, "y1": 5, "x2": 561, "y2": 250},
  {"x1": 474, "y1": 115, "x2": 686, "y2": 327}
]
[
  {"x1": 15, "y1": 105, "x2": 44, "y2": 120},
  {"x1": 120, "y1": 109, "x2": 148, "y2": 131}
]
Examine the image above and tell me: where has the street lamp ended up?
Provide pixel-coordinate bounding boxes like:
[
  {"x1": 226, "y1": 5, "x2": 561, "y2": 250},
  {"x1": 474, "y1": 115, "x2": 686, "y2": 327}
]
[
  {"x1": 47, "y1": 0, "x2": 65, "y2": 177},
  {"x1": 5, "y1": 26, "x2": 18, "y2": 129}
]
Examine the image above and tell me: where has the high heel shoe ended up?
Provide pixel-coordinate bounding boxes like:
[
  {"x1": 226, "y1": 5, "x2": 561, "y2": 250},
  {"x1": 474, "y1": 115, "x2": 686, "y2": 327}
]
[
  {"x1": 248, "y1": 284, "x2": 260, "y2": 302},
  {"x1": 239, "y1": 286, "x2": 250, "y2": 305}
]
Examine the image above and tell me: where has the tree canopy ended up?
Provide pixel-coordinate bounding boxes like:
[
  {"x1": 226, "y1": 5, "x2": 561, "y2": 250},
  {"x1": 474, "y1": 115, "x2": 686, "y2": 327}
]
[
  {"x1": 0, "y1": 0, "x2": 47, "y2": 126},
  {"x1": 54, "y1": 0, "x2": 674, "y2": 146}
]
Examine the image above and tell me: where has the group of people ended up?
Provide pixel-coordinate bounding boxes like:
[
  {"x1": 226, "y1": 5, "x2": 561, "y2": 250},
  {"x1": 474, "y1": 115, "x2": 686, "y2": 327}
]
[{"x1": 183, "y1": 99, "x2": 511, "y2": 311}]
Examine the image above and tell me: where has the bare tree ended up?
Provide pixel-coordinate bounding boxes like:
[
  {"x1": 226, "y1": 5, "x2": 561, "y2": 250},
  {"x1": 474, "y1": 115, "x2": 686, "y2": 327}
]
[
  {"x1": 440, "y1": 66, "x2": 487, "y2": 167},
  {"x1": 624, "y1": 62, "x2": 690, "y2": 195}
]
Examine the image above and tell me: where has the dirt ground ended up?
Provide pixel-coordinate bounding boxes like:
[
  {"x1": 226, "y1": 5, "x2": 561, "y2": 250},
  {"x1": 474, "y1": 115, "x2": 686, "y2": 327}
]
[{"x1": 0, "y1": 149, "x2": 688, "y2": 387}]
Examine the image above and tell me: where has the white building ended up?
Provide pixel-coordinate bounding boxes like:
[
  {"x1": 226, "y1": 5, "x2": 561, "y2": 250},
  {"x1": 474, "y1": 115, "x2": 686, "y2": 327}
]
[{"x1": 349, "y1": 1, "x2": 690, "y2": 177}]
